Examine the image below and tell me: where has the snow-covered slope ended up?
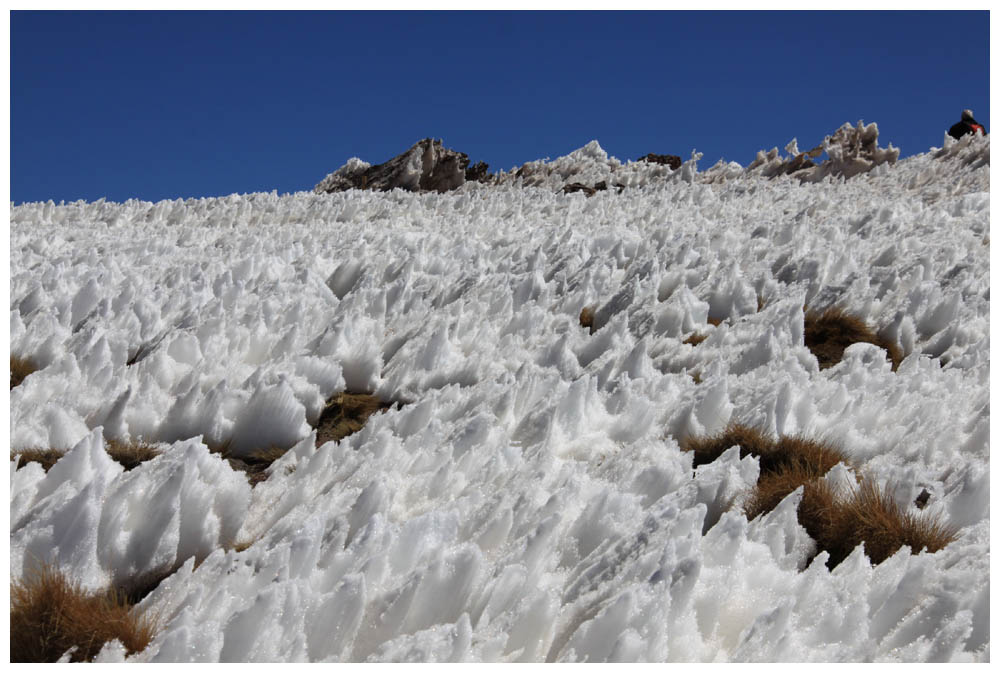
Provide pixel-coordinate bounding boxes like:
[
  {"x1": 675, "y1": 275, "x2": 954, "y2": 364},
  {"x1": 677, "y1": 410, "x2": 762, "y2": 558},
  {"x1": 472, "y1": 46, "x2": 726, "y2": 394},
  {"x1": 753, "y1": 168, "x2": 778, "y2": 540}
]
[{"x1": 9, "y1": 131, "x2": 990, "y2": 662}]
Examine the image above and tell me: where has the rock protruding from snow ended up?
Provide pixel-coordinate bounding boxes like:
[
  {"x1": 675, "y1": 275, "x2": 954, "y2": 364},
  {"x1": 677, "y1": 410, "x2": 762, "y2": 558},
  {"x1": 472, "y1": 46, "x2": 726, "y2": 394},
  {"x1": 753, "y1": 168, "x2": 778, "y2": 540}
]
[
  {"x1": 637, "y1": 153, "x2": 682, "y2": 170},
  {"x1": 314, "y1": 139, "x2": 490, "y2": 194},
  {"x1": 747, "y1": 121, "x2": 899, "y2": 183}
]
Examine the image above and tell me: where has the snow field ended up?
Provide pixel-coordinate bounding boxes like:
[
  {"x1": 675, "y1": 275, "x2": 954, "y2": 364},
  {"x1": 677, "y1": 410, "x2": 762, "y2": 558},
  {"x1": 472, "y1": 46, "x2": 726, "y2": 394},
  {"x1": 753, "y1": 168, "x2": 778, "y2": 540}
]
[{"x1": 9, "y1": 134, "x2": 990, "y2": 661}]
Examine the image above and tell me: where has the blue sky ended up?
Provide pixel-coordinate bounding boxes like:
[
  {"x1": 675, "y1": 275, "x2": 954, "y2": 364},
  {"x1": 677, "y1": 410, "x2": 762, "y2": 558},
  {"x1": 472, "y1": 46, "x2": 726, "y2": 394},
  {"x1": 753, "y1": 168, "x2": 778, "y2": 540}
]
[{"x1": 10, "y1": 10, "x2": 991, "y2": 204}]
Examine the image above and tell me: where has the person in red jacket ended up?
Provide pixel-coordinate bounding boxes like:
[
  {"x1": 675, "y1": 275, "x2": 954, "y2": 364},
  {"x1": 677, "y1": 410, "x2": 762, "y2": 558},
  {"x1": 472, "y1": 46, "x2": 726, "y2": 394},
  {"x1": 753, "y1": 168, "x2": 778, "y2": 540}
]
[{"x1": 948, "y1": 109, "x2": 987, "y2": 139}]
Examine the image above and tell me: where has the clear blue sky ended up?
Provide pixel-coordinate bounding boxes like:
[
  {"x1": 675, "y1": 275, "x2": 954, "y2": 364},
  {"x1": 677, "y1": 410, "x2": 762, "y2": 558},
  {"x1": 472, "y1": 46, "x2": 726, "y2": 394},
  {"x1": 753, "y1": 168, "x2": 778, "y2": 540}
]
[{"x1": 10, "y1": 10, "x2": 990, "y2": 204}]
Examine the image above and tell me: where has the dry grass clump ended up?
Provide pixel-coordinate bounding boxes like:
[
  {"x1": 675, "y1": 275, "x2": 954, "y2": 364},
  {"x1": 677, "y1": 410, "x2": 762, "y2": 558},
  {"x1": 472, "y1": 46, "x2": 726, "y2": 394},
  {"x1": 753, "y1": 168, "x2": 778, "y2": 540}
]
[
  {"x1": 759, "y1": 434, "x2": 850, "y2": 478},
  {"x1": 315, "y1": 391, "x2": 395, "y2": 446},
  {"x1": 11, "y1": 354, "x2": 39, "y2": 388},
  {"x1": 804, "y1": 306, "x2": 903, "y2": 371},
  {"x1": 683, "y1": 332, "x2": 709, "y2": 346},
  {"x1": 105, "y1": 439, "x2": 162, "y2": 471},
  {"x1": 814, "y1": 480, "x2": 958, "y2": 568},
  {"x1": 13, "y1": 440, "x2": 161, "y2": 473},
  {"x1": 682, "y1": 424, "x2": 954, "y2": 568},
  {"x1": 680, "y1": 423, "x2": 776, "y2": 468},
  {"x1": 12, "y1": 447, "x2": 66, "y2": 472},
  {"x1": 683, "y1": 424, "x2": 853, "y2": 518},
  {"x1": 239, "y1": 446, "x2": 294, "y2": 486},
  {"x1": 743, "y1": 464, "x2": 840, "y2": 523},
  {"x1": 207, "y1": 440, "x2": 287, "y2": 487},
  {"x1": 11, "y1": 565, "x2": 156, "y2": 662},
  {"x1": 206, "y1": 391, "x2": 394, "y2": 486}
]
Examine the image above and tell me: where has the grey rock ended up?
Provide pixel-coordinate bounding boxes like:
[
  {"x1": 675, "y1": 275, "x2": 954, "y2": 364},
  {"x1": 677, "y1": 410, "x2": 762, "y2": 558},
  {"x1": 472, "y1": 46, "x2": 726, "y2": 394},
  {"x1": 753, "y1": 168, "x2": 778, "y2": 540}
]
[{"x1": 315, "y1": 139, "x2": 491, "y2": 194}]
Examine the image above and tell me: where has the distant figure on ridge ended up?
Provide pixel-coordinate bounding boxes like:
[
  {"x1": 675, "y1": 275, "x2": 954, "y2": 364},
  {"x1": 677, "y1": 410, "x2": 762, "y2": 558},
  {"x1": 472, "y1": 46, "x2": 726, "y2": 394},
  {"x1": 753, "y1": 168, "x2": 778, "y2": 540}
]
[{"x1": 948, "y1": 109, "x2": 987, "y2": 139}]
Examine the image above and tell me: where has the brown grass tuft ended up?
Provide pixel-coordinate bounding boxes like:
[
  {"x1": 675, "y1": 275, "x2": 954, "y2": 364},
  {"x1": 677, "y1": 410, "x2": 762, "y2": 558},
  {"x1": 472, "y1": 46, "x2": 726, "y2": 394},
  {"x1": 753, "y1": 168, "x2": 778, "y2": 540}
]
[
  {"x1": 579, "y1": 306, "x2": 595, "y2": 333},
  {"x1": 804, "y1": 306, "x2": 903, "y2": 371},
  {"x1": 760, "y1": 434, "x2": 852, "y2": 479},
  {"x1": 738, "y1": 447, "x2": 956, "y2": 569},
  {"x1": 315, "y1": 392, "x2": 395, "y2": 447},
  {"x1": 206, "y1": 440, "x2": 287, "y2": 487},
  {"x1": 13, "y1": 440, "x2": 163, "y2": 473},
  {"x1": 11, "y1": 354, "x2": 39, "y2": 389},
  {"x1": 743, "y1": 465, "x2": 840, "y2": 522},
  {"x1": 683, "y1": 332, "x2": 709, "y2": 346},
  {"x1": 684, "y1": 425, "x2": 955, "y2": 568},
  {"x1": 739, "y1": 433, "x2": 853, "y2": 522},
  {"x1": 706, "y1": 316, "x2": 724, "y2": 327},
  {"x1": 12, "y1": 447, "x2": 66, "y2": 472},
  {"x1": 815, "y1": 480, "x2": 959, "y2": 568},
  {"x1": 11, "y1": 565, "x2": 156, "y2": 662},
  {"x1": 242, "y1": 446, "x2": 294, "y2": 486},
  {"x1": 105, "y1": 439, "x2": 162, "y2": 471},
  {"x1": 680, "y1": 423, "x2": 775, "y2": 468}
]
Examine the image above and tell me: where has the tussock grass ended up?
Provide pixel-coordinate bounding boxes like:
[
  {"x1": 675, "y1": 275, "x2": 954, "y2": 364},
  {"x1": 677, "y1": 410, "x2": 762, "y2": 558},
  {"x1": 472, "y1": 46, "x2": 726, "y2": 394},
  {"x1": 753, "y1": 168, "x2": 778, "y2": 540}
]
[
  {"x1": 241, "y1": 446, "x2": 294, "y2": 486},
  {"x1": 683, "y1": 332, "x2": 709, "y2": 346},
  {"x1": 13, "y1": 440, "x2": 161, "y2": 473},
  {"x1": 315, "y1": 391, "x2": 394, "y2": 446},
  {"x1": 10, "y1": 565, "x2": 156, "y2": 662},
  {"x1": 743, "y1": 464, "x2": 840, "y2": 522},
  {"x1": 804, "y1": 306, "x2": 903, "y2": 371},
  {"x1": 11, "y1": 354, "x2": 39, "y2": 388},
  {"x1": 12, "y1": 447, "x2": 66, "y2": 472},
  {"x1": 815, "y1": 480, "x2": 958, "y2": 568},
  {"x1": 680, "y1": 423, "x2": 775, "y2": 467},
  {"x1": 105, "y1": 439, "x2": 162, "y2": 471},
  {"x1": 682, "y1": 424, "x2": 852, "y2": 490},
  {"x1": 683, "y1": 424, "x2": 954, "y2": 568},
  {"x1": 206, "y1": 440, "x2": 287, "y2": 487},
  {"x1": 760, "y1": 434, "x2": 851, "y2": 478}
]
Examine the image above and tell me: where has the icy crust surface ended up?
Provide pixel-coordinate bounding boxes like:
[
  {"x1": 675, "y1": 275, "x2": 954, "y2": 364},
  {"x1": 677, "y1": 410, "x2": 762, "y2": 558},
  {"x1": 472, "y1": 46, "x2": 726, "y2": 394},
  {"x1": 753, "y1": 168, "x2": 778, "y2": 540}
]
[{"x1": 9, "y1": 135, "x2": 989, "y2": 662}]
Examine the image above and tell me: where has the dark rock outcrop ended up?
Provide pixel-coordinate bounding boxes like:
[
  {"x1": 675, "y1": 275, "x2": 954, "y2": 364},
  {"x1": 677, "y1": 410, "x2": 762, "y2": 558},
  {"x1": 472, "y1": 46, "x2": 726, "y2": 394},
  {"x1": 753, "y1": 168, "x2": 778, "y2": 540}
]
[
  {"x1": 561, "y1": 180, "x2": 625, "y2": 197},
  {"x1": 315, "y1": 139, "x2": 491, "y2": 194},
  {"x1": 562, "y1": 182, "x2": 597, "y2": 196},
  {"x1": 465, "y1": 160, "x2": 491, "y2": 183},
  {"x1": 637, "y1": 153, "x2": 682, "y2": 170}
]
